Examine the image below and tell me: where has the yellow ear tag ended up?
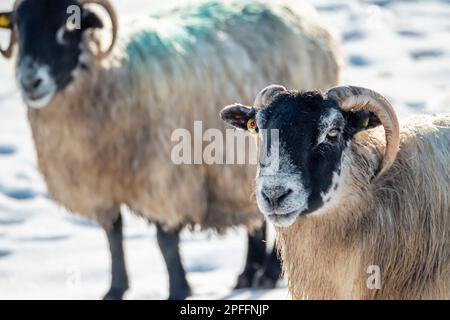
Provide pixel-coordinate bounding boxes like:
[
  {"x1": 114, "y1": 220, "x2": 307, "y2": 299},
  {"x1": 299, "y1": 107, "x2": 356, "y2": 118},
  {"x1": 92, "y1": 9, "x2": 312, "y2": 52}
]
[
  {"x1": 0, "y1": 14, "x2": 11, "y2": 29},
  {"x1": 362, "y1": 117, "x2": 370, "y2": 128},
  {"x1": 247, "y1": 119, "x2": 257, "y2": 134}
]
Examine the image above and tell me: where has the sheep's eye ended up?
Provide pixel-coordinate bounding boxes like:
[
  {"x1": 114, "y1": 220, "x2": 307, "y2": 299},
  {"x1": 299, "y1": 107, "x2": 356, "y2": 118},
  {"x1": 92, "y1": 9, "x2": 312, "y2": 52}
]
[
  {"x1": 247, "y1": 118, "x2": 258, "y2": 134},
  {"x1": 327, "y1": 128, "x2": 340, "y2": 138},
  {"x1": 57, "y1": 20, "x2": 79, "y2": 46},
  {"x1": 56, "y1": 27, "x2": 67, "y2": 45}
]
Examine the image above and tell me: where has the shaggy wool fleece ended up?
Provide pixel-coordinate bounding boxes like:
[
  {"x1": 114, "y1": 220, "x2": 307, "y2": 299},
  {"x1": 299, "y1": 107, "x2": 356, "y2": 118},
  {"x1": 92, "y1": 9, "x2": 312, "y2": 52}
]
[
  {"x1": 26, "y1": 0, "x2": 341, "y2": 230},
  {"x1": 278, "y1": 115, "x2": 450, "y2": 299}
]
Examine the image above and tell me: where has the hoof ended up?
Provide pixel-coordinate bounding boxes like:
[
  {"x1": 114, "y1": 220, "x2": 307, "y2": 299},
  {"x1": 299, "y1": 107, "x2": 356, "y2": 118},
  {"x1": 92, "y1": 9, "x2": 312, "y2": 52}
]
[
  {"x1": 103, "y1": 287, "x2": 127, "y2": 300},
  {"x1": 168, "y1": 284, "x2": 192, "y2": 300},
  {"x1": 253, "y1": 271, "x2": 279, "y2": 289},
  {"x1": 234, "y1": 270, "x2": 257, "y2": 290}
]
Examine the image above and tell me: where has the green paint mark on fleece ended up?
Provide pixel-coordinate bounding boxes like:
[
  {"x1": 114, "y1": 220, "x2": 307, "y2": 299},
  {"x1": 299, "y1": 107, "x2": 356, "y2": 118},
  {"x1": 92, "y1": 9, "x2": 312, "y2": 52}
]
[{"x1": 123, "y1": 0, "x2": 276, "y2": 74}]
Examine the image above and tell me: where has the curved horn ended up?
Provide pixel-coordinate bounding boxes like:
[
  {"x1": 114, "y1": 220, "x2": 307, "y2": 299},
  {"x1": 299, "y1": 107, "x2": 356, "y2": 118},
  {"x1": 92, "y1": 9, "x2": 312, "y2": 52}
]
[
  {"x1": 80, "y1": 0, "x2": 118, "y2": 59},
  {"x1": 0, "y1": 0, "x2": 22, "y2": 59},
  {"x1": 253, "y1": 84, "x2": 287, "y2": 109},
  {"x1": 327, "y1": 86, "x2": 400, "y2": 181},
  {"x1": 0, "y1": 27, "x2": 16, "y2": 58}
]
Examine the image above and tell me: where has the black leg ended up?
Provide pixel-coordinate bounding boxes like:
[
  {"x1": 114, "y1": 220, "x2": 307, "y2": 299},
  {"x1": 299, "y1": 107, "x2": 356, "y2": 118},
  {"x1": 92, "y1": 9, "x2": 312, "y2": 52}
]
[
  {"x1": 235, "y1": 223, "x2": 266, "y2": 289},
  {"x1": 254, "y1": 244, "x2": 282, "y2": 289},
  {"x1": 103, "y1": 212, "x2": 129, "y2": 300},
  {"x1": 156, "y1": 224, "x2": 191, "y2": 300}
]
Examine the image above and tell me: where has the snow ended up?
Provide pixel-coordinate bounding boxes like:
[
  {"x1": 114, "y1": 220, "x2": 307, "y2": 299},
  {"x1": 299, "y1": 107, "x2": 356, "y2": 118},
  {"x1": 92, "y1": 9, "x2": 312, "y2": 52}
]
[{"x1": 0, "y1": 0, "x2": 449, "y2": 300}]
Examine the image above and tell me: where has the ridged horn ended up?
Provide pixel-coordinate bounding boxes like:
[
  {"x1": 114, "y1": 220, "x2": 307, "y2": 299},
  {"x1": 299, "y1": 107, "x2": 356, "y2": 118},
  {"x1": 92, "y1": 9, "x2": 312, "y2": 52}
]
[
  {"x1": 253, "y1": 84, "x2": 287, "y2": 109},
  {"x1": 327, "y1": 86, "x2": 400, "y2": 181},
  {"x1": 80, "y1": 0, "x2": 118, "y2": 59},
  {"x1": 0, "y1": 0, "x2": 22, "y2": 59}
]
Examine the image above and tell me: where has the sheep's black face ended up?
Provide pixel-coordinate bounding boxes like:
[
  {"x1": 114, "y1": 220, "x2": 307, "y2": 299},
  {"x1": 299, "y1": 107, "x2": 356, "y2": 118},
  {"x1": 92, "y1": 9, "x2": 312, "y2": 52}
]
[
  {"x1": 221, "y1": 89, "x2": 380, "y2": 227},
  {"x1": 253, "y1": 91, "x2": 352, "y2": 227},
  {"x1": 12, "y1": 0, "x2": 103, "y2": 108}
]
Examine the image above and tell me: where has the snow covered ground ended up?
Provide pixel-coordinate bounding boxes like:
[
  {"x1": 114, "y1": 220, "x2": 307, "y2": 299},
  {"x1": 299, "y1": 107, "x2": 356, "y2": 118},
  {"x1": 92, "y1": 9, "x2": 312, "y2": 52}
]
[{"x1": 0, "y1": 0, "x2": 449, "y2": 300}]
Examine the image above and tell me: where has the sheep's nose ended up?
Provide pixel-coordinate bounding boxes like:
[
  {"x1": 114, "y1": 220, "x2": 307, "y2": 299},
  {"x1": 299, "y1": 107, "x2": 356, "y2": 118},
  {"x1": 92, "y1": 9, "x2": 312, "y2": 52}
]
[
  {"x1": 260, "y1": 186, "x2": 293, "y2": 209},
  {"x1": 20, "y1": 74, "x2": 44, "y2": 94}
]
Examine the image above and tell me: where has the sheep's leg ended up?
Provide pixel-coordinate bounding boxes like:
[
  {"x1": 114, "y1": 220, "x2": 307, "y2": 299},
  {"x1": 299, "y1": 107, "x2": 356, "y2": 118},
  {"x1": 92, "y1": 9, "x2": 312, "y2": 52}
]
[
  {"x1": 156, "y1": 224, "x2": 191, "y2": 300},
  {"x1": 234, "y1": 224, "x2": 266, "y2": 289},
  {"x1": 254, "y1": 244, "x2": 282, "y2": 289},
  {"x1": 103, "y1": 212, "x2": 129, "y2": 300}
]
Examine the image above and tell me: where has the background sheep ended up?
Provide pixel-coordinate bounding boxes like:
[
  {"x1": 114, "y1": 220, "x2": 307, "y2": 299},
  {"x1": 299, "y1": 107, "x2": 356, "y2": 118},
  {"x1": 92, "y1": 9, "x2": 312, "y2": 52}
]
[
  {"x1": 221, "y1": 85, "x2": 449, "y2": 299},
  {"x1": 0, "y1": 0, "x2": 341, "y2": 299}
]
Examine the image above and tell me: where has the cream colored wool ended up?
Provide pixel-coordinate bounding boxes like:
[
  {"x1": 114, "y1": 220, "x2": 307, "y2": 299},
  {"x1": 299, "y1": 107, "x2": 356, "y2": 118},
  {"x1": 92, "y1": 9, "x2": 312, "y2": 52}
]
[
  {"x1": 26, "y1": 0, "x2": 342, "y2": 230},
  {"x1": 278, "y1": 115, "x2": 450, "y2": 299}
]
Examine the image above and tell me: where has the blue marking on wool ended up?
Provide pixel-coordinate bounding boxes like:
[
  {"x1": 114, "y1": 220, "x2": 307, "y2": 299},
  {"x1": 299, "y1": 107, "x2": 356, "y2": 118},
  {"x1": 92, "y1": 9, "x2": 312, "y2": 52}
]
[{"x1": 122, "y1": 0, "x2": 276, "y2": 75}]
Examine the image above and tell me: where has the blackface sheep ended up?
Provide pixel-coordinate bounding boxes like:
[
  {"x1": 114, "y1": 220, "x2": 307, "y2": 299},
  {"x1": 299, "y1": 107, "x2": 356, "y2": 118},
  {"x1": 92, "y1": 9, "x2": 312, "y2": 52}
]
[
  {"x1": 0, "y1": 0, "x2": 342, "y2": 299},
  {"x1": 221, "y1": 85, "x2": 450, "y2": 299}
]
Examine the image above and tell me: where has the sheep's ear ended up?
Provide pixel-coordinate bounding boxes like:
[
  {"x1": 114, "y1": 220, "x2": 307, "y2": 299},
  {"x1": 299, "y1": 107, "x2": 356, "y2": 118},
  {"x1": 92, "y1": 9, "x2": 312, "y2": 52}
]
[
  {"x1": 344, "y1": 110, "x2": 382, "y2": 135},
  {"x1": 220, "y1": 103, "x2": 256, "y2": 131},
  {"x1": 0, "y1": 12, "x2": 13, "y2": 30},
  {"x1": 81, "y1": 9, "x2": 103, "y2": 30}
]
